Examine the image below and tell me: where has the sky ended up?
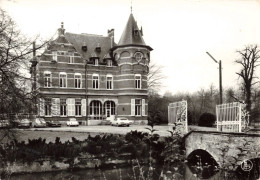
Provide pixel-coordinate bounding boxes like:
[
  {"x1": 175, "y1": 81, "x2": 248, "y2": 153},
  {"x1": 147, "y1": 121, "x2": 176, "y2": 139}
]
[{"x1": 1, "y1": 0, "x2": 260, "y2": 95}]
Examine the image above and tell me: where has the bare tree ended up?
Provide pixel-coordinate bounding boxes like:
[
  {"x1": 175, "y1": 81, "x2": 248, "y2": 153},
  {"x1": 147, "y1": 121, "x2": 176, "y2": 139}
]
[
  {"x1": 0, "y1": 8, "x2": 48, "y2": 143},
  {"x1": 235, "y1": 45, "x2": 260, "y2": 115},
  {"x1": 147, "y1": 62, "x2": 165, "y2": 94}
]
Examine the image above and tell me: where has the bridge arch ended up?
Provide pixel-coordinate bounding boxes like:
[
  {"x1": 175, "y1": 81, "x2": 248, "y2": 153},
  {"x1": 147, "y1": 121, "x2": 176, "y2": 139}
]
[{"x1": 187, "y1": 149, "x2": 218, "y2": 166}]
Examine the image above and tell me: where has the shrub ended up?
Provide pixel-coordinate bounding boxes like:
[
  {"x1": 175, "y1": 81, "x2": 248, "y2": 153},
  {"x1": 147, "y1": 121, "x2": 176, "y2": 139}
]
[
  {"x1": 187, "y1": 111, "x2": 193, "y2": 125},
  {"x1": 198, "y1": 113, "x2": 216, "y2": 127}
]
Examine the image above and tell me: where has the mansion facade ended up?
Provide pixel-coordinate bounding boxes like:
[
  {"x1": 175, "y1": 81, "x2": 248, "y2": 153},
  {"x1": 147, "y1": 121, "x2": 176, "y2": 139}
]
[{"x1": 31, "y1": 13, "x2": 153, "y2": 125}]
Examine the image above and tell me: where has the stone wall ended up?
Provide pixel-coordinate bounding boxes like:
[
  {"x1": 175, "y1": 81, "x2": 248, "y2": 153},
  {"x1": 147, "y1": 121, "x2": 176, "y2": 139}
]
[{"x1": 185, "y1": 131, "x2": 260, "y2": 168}]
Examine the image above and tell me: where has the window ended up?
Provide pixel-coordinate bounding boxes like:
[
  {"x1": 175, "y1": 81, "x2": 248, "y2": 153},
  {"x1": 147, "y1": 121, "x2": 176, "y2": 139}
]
[
  {"x1": 135, "y1": 74, "x2": 141, "y2": 89},
  {"x1": 44, "y1": 72, "x2": 51, "y2": 87},
  {"x1": 134, "y1": 29, "x2": 139, "y2": 36},
  {"x1": 75, "y1": 99, "x2": 82, "y2": 116},
  {"x1": 94, "y1": 59, "x2": 99, "y2": 66},
  {"x1": 107, "y1": 60, "x2": 112, "y2": 67},
  {"x1": 74, "y1": 73, "x2": 81, "y2": 88},
  {"x1": 59, "y1": 73, "x2": 67, "y2": 87},
  {"x1": 106, "y1": 75, "x2": 113, "y2": 90},
  {"x1": 135, "y1": 99, "x2": 142, "y2": 116},
  {"x1": 68, "y1": 52, "x2": 74, "y2": 63},
  {"x1": 131, "y1": 99, "x2": 145, "y2": 117},
  {"x1": 45, "y1": 98, "x2": 52, "y2": 116},
  {"x1": 52, "y1": 51, "x2": 57, "y2": 61},
  {"x1": 90, "y1": 101, "x2": 102, "y2": 120},
  {"x1": 92, "y1": 74, "x2": 99, "y2": 89},
  {"x1": 60, "y1": 99, "x2": 67, "y2": 116},
  {"x1": 134, "y1": 52, "x2": 143, "y2": 62}
]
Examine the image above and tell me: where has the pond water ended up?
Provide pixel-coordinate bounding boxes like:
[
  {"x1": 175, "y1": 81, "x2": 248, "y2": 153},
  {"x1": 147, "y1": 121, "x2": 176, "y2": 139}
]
[{"x1": 9, "y1": 163, "x2": 247, "y2": 180}]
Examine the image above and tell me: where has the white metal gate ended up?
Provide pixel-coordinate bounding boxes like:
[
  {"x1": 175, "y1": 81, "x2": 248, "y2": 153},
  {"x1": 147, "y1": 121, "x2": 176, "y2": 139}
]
[
  {"x1": 216, "y1": 102, "x2": 249, "y2": 132},
  {"x1": 168, "y1": 100, "x2": 188, "y2": 133}
]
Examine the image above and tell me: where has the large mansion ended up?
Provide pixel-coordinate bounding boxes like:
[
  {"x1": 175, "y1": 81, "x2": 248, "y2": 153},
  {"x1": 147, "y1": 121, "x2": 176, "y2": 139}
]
[{"x1": 31, "y1": 13, "x2": 153, "y2": 125}]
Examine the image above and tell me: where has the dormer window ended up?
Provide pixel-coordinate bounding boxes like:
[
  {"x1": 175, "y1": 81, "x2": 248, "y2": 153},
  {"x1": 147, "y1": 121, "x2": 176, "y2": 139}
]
[
  {"x1": 107, "y1": 60, "x2": 112, "y2": 67},
  {"x1": 95, "y1": 43, "x2": 101, "y2": 52},
  {"x1": 94, "y1": 59, "x2": 99, "y2": 66},
  {"x1": 82, "y1": 43, "x2": 87, "y2": 52},
  {"x1": 134, "y1": 29, "x2": 139, "y2": 36}
]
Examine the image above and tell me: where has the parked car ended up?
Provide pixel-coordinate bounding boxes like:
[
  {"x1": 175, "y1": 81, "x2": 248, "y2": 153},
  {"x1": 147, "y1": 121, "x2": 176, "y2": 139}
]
[
  {"x1": 46, "y1": 120, "x2": 62, "y2": 127},
  {"x1": 0, "y1": 120, "x2": 11, "y2": 128},
  {"x1": 32, "y1": 118, "x2": 47, "y2": 128},
  {"x1": 66, "y1": 118, "x2": 79, "y2": 127},
  {"x1": 16, "y1": 119, "x2": 31, "y2": 128},
  {"x1": 110, "y1": 117, "x2": 133, "y2": 127}
]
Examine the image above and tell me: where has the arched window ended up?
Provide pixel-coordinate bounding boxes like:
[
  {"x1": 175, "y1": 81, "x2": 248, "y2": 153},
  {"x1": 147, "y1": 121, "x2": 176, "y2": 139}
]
[
  {"x1": 104, "y1": 101, "x2": 115, "y2": 117},
  {"x1": 90, "y1": 101, "x2": 102, "y2": 120}
]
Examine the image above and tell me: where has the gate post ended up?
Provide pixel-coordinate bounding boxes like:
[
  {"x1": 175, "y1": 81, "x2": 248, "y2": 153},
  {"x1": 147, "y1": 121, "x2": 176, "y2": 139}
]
[{"x1": 239, "y1": 103, "x2": 242, "y2": 132}]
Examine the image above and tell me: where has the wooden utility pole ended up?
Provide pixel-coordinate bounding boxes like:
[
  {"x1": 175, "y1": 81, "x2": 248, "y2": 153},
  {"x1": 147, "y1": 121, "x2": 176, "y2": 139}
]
[{"x1": 206, "y1": 52, "x2": 223, "y2": 104}]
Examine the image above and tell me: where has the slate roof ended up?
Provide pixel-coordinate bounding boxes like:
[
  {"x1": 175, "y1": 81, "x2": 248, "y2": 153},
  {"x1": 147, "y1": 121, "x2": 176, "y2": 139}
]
[
  {"x1": 55, "y1": 35, "x2": 71, "y2": 44},
  {"x1": 116, "y1": 13, "x2": 152, "y2": 51},
  {"x1": 65, "y1": 32, "x2": 113, "y2": 60}
]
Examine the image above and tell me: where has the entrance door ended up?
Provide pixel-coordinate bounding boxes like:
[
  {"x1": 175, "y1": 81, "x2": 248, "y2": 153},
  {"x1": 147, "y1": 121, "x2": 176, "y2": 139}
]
[{"x1": 105, "y1": 101, "x2": 115, "y2": 118}]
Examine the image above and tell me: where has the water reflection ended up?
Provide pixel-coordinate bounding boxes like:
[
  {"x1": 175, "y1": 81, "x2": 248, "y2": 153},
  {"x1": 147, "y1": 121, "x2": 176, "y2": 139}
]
[
  {"x1": 9, "y1": 163, "x2": 238, "y2": 180},
  {"x1": 185, "y1": 164, "x2": 221, "y2": 180}
]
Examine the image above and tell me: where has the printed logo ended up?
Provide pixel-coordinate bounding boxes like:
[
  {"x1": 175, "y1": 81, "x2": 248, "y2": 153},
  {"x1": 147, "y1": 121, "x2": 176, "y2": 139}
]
[{"x1": 241, "y1": 159, "x2": 253, "y2": 171}]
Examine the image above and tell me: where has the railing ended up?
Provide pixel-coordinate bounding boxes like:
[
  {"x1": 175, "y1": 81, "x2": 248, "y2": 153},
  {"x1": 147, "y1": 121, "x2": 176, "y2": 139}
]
[
  {"x1": 216, "y1": 102, "x2": 249, "y2": 132},
  {"x1": 168, "y1": 100, "x2": 188, "y2": 133}
]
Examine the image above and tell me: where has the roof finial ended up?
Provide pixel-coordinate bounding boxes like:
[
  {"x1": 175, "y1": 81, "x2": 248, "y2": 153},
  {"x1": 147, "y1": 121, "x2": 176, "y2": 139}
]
[{"x1": 131, "y1": 0, "x2": 132, "y2": 14}]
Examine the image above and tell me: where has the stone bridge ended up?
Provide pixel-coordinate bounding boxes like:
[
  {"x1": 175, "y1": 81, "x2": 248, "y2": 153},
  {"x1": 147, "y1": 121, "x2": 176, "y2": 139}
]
[{"x1": 184, "y1": 131, "x2": 260, "y2": 168}]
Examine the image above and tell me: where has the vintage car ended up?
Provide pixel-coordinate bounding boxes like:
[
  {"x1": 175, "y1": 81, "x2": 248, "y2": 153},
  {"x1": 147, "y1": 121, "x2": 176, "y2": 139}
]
[
  {"x1": 110, "y1": 117, "x2": 134, "y2": 127},
  {"x1": 66, "y1": 118, "x2": 79, "y2": 127},
  {"x1": 16, "y1": 119, "x2": 31, "y2": 128},
  {"x1": 32, "y1": 118, "x2": 47, "y2": 128},
  {"x1": 46, "y1": 120, "x2": 62, "y2": 127},
  {"x1": 0, "y1": 120, "x2": 11, "y2": 128}
]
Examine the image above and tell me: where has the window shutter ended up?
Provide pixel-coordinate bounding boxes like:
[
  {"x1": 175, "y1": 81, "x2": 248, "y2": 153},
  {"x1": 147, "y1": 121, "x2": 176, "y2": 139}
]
[
  {"x1": 142, "y1": 99, "x2": 146, "y2": 116},
  {"x1": 56, "y1": 98, "x2": 60, "y2": 116},
  {"x1": 67, "y1": 99, "x2": 72, "y2": 116},
  {"x1": 71, "y1": 98, "x2": 75, "y2": 116},
  {"x1": 57, "y1": 98, "x2": 60, "y2": 115},
  {"x1": 51, "y1": 98, "x2": 55, "y2": 116},
  {"x1": 52, "y1": 98, "x2": 60, "y2": 116},
  {"x1": 39, "y1": 98, "x2": 44, "y2": 116},
  {"x1": 131, "y1": 99, "x2": 135, "y2": 116},
  {"x1": 82, "y1": 99, "x2": 86, "y2": 116}
]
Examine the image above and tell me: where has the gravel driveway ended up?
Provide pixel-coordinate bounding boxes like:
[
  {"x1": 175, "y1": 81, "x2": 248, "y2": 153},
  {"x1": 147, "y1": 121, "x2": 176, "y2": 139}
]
[{"x1": 7, "y1": 125, "x2": 218, "y2": 143}]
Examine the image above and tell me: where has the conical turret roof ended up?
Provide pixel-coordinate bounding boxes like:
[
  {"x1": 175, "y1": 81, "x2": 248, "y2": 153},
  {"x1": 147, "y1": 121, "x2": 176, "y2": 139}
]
[{"x1": 118, "y1": 13, "x2": 146, "y2": 46}]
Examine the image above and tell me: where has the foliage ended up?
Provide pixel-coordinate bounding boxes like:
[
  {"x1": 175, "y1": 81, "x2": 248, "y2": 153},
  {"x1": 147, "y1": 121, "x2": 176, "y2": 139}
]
[
  {"x1": 198, "y1": 112, "x2": 216, "y2": 127},
  {"x1": 0, "y1": 8, "x2": 49, "y2": 144},
  {"x1": 148, "y1": 94, "x2": 170, "y2": 124},
  {"x1": 0, "y1": 126, "x2": 186, "y2": 180}
]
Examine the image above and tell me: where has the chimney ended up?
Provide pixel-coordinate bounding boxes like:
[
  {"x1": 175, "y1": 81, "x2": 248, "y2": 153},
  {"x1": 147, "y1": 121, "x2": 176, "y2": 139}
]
[
  {"x1": 108, "y1": 29, "x2": 114, "y2": 48},
  {"x1": 58, "y1": 22, "x2": 65, "y2": 36}
]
